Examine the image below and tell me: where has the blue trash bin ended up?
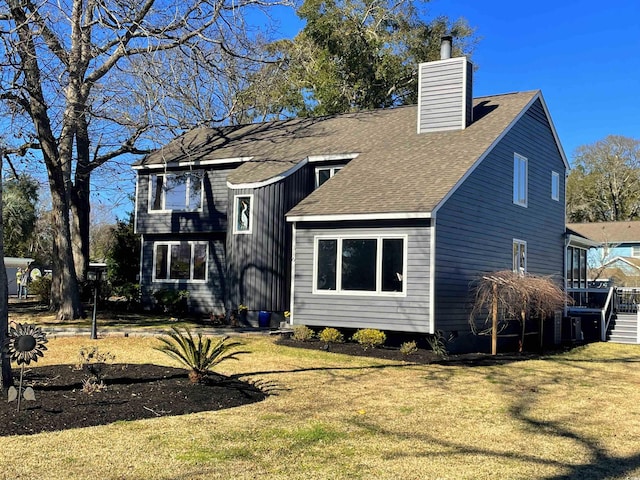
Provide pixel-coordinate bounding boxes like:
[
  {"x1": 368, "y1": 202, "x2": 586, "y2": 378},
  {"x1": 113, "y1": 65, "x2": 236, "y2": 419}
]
[{"x1": 258, "y1": 311, "x2": 271, "y2": 328}]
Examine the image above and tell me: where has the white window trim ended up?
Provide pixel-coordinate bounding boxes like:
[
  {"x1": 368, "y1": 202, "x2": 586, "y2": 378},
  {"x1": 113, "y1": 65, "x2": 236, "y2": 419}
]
[
  {"x1": 148, "y1": 171, "x2": 204, "y2": 213},
  {"x1": 315, "y1": 166, "x2": 343, "y2": 188},
  {"x1": 513, "y1": 238, "x2": 527, "y2": 274},
  {"x1": 312, "y1": 234, "x2": 408, "y2": 297},
  {"x1": 631, "y1": 246, "x2": 640, "y2": 258},
  {"x1": 152, "y1": 241, "x2": 209, "y2": 283},
  {"x1": 513, "y1": 153, "x2": 528, "y2": 207},
  {"x1": 551, "y1": 171, "x2": 560, "y2": 201},
  {"x1": 233, "y1": 194, "x2": 254, "y2": 235}
]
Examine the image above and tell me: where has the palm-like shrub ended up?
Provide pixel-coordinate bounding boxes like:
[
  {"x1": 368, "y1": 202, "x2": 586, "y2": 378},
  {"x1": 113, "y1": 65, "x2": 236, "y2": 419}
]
[{"x1": 155, "y1": 327, "x2": 245, "y2": 383}]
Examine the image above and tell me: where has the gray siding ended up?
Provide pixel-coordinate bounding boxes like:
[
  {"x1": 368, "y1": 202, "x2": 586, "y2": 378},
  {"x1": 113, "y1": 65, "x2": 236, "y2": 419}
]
[
  {"x1": 434, "y1": 98, "x2": 566, "y2": 346},
  {"x1": 226, "y1": 165, "x2": 312, "y2": 314},
  {"x1": 139, "y1": 233, "x2": 227, "y2": 315},
  {"x1": 292, "y1": 221, "x2": 432, "y2": 332},
  {"x1": 418, "y1": 57, "x2": 473, "y2": 133},
  {"x1": 135, "y1": 166, "x2": 235, "y2": 234}
]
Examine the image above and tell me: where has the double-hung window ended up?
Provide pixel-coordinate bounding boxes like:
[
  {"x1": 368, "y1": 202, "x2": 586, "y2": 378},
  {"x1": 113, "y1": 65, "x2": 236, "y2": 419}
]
[
  {"x1": 513, "y1": 153, "x2": 528, "y2": 207},
  {"x1": 315, "y1": 167, "x2": 342, "y2": 188},
  {"x1": 149, "y1": 171, "x2": 203, "y2": 212},
  {"x1": 153, "y1": 241, "x2": 208, "y2": 282},
  {"x1": 314, "y1": 235, "x2": 406, "y2": 295},
  {"x1": 513, "y1": 239, "x2": 527, "y2": 275}
]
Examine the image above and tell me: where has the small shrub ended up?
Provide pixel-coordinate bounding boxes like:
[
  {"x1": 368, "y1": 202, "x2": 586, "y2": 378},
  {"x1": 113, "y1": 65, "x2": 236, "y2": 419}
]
[
  {"x1": 152, "y1": 289, "x2": 189, "y2": 314},
  {"x1": 29, "y1": 275, "x2": 51, "y2": 305},
  {"x1": 292, "y1": 325, "x2": 315, "y2": 342},
  {"x1": 155, "y1": 327, "x2": 245, "y2": 383},
  {"x1": 426, "y1": 331, "x2": 448, "y2": 359},
  {"x1": 82, "y1": 378, "x2": 107, "y2": 394},
  {"x1": 400, "y1": 340, "x2": 418, "y2": 356},
  {"x1": 319, "y1": 328, "x2": 344, "y2": 344},
  {"x1": 76, "y1": 347, "x2": 116, "y2": 391},
  {"x1": 352, "y1": 329, "x2": 386, "y2": 350}
]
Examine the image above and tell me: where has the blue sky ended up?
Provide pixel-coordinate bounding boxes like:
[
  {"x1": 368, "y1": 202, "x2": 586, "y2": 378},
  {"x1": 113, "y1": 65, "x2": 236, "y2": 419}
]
[{"x1": 271, "y1": 0, "x2": 640, "y2": 163}]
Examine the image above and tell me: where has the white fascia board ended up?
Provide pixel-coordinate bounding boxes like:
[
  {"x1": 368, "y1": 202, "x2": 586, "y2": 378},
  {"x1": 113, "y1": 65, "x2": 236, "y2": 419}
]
[
  {"x1": 431, "y1": 92, "x2": 541, "y2": 217},
  {"x1": 227, "y1": 153, "x2": 360, "y2": 190},
  {"x1": 227, "y1": 158, "x2": 308, "y2": 190},
  {"x1": 307, "y1": 153, "x2": 359, "y2": 162},
  {"x1": 566, "y1": 234, "x2": 601, "y2": 249},
  {"x1": 132, "y1": 157, "x2": 253, "y2": 170},
  {"x1": 286, "y1": 211, "x2": 431, "y2": 223}
]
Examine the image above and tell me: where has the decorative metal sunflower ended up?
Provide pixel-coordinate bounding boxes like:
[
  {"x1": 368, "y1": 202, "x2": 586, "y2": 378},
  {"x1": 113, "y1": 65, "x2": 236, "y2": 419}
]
[
  {"x1": 5, "y1": 323, "x2": 48, "y2": 411},
  {"x1": 6, "y1": 323, "x2": 48, "y2": 365}
]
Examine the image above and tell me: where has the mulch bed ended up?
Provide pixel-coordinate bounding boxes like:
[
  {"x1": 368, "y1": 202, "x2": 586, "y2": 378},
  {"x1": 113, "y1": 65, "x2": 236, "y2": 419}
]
[
  {"x1": 276, "y1": 336, "x2": 553, "y2": 366},
  {"x1": 0, "y1": 364, "x2": 267, "y2": 437}
]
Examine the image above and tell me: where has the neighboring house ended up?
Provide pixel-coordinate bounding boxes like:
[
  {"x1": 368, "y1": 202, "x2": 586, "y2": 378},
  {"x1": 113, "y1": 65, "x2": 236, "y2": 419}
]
[
  {"x1": 133, "y1": 39, "x2": 568, "y2": 352},
  {"x1": 566, "y1": 221, "x2": 640, "y2": 284},
  {"x1": 5, "y1": 257, "x2": 34, "y2": 296}
]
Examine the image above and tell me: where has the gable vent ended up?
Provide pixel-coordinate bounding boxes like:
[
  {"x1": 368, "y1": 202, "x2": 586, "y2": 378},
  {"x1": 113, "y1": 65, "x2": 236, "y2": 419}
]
[{"x1": 417, "y1": 37, "x2": 473, "y2": 134}]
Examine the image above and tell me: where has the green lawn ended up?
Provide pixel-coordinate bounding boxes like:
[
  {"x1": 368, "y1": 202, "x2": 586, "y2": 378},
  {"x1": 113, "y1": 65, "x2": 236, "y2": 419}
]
[{"x1": 1, "y1": 335, "x2": 639, "y2": 480}]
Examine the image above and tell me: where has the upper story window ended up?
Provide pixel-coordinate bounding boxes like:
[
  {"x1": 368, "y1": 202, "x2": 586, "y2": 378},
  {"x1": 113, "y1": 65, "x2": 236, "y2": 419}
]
[
  {"x1": 233, "y1": 194, "x2": 253, "y2": 234},
  {"x1": 513, "y1": 239, "x2": 527, "y2": 275},
  {"x1": 551, "y1": 171, "x2": 560, "y2": 201},
  {"x1": 153, "y1": 241, "x2": 208, "y2": 282},
  {"x1": 149, "y1": 171, "x2": 203, "y2": 212},
  {"x1": 631, "y1": 246, "x2": 640, "y2": 257},
  {"x1": 315, "y1": 167, "x2": 342, "y2": 188},
  {"x1": 513, "y1": 153, "x2": 528, "y2": 207},
  {"x1": 314, "y1": 235, "x2": 406, "y2": 295}
]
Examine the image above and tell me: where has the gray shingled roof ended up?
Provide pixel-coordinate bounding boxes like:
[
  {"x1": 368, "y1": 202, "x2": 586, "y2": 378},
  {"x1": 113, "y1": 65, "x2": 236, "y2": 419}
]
[
  {"x1": 136, "y1": 91, "x2": 541, "y2": 216},
  {"x1": 567, "y1": 221, "x2": 640, "y2": 244}
]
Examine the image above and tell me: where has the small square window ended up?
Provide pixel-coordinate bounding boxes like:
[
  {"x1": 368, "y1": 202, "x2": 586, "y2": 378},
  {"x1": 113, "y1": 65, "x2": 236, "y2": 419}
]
[
  {"x1": 234, "y1": 195, "x2": 253, "y2": 234},
  {"x1": 551, "y1": 171, "x2": 560, "y2": 201},
  {"x1": 315, "y1": 167, "x2": 342, "y2": 188}
]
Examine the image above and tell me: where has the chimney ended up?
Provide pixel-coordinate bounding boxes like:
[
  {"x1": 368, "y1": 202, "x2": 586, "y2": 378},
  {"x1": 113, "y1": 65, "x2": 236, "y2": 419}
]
[{"x1": 417, "y1": 36, "x2": 473, "y2": 134}]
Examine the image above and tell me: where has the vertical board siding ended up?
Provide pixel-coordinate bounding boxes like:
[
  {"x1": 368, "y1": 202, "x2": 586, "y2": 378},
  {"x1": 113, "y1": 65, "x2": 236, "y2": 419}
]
[
  {"x1": 292, "y1": 222, "x2": 432, "y2": 332},
  {"x1": 139, "y1": 233, "x2": 227, "y2": 315},
  {"x1": 135, "y1": 166, "x2": 235, "y2": 234},
  {"x1": 226, "y1": 165, "x2": 313, "y2": 314},
  {"x1": 434, "y1": 99, "x2": 566, "y2": 344}
]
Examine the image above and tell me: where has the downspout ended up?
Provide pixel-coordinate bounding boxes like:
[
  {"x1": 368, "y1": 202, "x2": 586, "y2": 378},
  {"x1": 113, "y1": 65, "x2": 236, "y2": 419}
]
[
  {"x1": 289, "y1": 222, "x2": 297, "y2": 326},
  {"x1": 429, "y1": 215, "x2": 437, "y2": 334}
]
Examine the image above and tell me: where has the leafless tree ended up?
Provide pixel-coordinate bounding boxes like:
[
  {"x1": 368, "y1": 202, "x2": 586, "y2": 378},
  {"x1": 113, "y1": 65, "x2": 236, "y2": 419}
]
[
  {"x1": 0, "y1": 0, "x2": 287, "y2": 319},
  {"x1": 470, "y1": 270, "x2": 569, "y2": 354}
]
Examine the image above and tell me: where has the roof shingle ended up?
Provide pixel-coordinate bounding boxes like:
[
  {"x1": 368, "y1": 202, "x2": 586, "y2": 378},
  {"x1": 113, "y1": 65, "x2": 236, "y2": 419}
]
[{"x1": 137, "y1": 91, "x2": 541, "y2": 216}]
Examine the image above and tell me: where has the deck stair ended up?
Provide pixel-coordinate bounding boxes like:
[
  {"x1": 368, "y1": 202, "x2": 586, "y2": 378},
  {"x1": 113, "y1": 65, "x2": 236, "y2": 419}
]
[{"x1": 607, "y1": 313, "x2": 639, "y2": 344}]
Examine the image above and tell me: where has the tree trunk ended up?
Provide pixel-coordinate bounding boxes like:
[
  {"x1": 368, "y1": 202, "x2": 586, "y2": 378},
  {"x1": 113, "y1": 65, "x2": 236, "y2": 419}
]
[
  {"x1": 491, "y1": 283, "x2": 498, "y2": 355},
  {"x1": 0, "y1": 157, "x2": 13, "y2": 389},
  {"x1": 50, "y1": 184, "x2": 84, "y2": 321},
  {"x1": 71, "y1": 185, "x2": 90, "y2": 282}
]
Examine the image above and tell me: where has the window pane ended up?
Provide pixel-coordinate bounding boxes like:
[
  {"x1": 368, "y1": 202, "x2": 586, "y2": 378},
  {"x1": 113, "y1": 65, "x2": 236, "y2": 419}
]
[
  {"x1": 571, "y1": 249, "x2": 580, "y2": 288},
  {"x1": 317, "y1": 240, "x2": 337, "y2": 290},
  {"x1": 342, "y1": 239, "x2": 376, "y2": 291},
  {"x1": 150, "y1": 175, "x2": 164, "y2": 210},
  {"x1": 317, "y1": 169, "x2": 331, "y2": 187},
  {"x1": 552, "y1": 172, "x2": 560, "y2": 201},
  {"x1": 236, "y1": 196, "x2": 251, "y2": 232},
  {"x1": 382, "y1": 239, "x2": 404, "y2": 292},
  {"x1": 580, "y1": 249, "x2": 587, "y2": 288},
  {"x1": 170, "y1": 243, "x2": 191, "y2": 279},
  {"x1": 164, "y1": 175, "x2": 188, "y2": 210},
  {"x1": 193, "y1": 243, "x2": 207, "y2": 280},
  {"x1": 187, "y1": 173, "x2": 203, "y2": 211},
  {"x1": 155, "y1": 244, "x2": 168, "y2": 279}
]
